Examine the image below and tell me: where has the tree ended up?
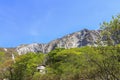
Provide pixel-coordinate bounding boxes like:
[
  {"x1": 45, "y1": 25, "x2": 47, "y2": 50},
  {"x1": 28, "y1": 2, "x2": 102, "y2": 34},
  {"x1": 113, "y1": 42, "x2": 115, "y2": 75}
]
[
  {"x1": 10, "y1": 53, "x2": 45, "y2": 80},
  {"x1": 101, "y1": 15, "x2": 120, "y2": 45}
]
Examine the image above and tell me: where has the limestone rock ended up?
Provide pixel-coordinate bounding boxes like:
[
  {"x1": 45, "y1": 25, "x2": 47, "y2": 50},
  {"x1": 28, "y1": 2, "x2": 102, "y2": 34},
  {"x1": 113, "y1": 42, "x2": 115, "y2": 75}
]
[
  {"x1": 16, "y1": 29, "x2": 103, "y2": 54},
  {"x1": 16, "y1": 43, "x2": 46, "y2": 55}
]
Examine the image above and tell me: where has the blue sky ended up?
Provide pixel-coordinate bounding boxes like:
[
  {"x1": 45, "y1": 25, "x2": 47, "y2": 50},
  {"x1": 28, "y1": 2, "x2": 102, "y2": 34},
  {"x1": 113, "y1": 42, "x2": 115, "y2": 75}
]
[{"x1": 0, "y1": 0, "x2": 120, "y2": 47}]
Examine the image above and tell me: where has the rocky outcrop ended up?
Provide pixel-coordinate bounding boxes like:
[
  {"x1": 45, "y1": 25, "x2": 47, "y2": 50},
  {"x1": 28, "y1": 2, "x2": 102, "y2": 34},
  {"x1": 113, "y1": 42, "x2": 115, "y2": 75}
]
[
  {"x1": 16, "y1": 29, "x2": 103, "y2": 55},
  {"x1": 16, "y1": 43, "x2": 46, "y2": 55}
]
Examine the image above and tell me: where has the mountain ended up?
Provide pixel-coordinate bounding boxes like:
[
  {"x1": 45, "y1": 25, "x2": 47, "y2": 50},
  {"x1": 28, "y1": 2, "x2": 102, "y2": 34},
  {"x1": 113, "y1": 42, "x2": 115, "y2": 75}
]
[{"x1": 16, "y1": 29, "x2": 103, "y2": 55}]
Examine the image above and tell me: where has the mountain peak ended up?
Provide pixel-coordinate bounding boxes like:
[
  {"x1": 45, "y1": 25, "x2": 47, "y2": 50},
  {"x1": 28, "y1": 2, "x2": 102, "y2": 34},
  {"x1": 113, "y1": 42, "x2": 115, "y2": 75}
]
[{"x1": 16, "y1": 29, "x2": 102, "y2": 55}]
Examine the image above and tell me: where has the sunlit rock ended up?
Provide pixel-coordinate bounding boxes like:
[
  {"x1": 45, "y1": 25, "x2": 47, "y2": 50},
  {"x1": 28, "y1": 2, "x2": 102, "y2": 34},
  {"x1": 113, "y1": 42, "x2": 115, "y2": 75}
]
[{"x1": 16, "y1": 29, "x2": 103, "y2": 54}]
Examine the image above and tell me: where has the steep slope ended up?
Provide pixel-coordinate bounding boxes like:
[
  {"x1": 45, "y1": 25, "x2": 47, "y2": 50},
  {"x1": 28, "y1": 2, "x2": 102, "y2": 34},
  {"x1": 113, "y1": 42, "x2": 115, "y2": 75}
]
[
  {"x1": 16, "y1": 43, "x2": 46, "y2": 55},
  {"x1": 0, "y1": 48, "x2": 16, "y2": 60},
  {"x1": 16, "y1": 29, "x2": 103, "y2": 54}
]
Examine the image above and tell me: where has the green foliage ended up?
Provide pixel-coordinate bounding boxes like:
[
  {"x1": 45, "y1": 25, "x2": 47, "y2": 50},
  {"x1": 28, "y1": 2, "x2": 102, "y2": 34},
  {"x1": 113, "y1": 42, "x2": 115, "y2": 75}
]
[
  {"x1": 0, "y1": 52, "x2": 5, "y2": 64},
  {"x1": 45, "y1": 46, "x2": 120, "y2": 80},
  {"x1": 9, "y1": 53, "x2": 45, "y2": 80},
  {"x1": 0, "y1": 46, "x2": 120, "y2": 80},
  {"x1": 101, "y1": 15, "x2": 120, "y2": 45}
]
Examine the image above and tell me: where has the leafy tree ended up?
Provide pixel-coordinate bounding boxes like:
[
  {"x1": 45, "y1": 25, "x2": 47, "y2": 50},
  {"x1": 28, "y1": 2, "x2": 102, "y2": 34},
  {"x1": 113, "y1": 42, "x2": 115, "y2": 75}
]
[
  {"x1": 101, "y1": 15, "x2": 120, "y2": 45},
  {"x1": 45, "y1": 47, "x2": 120, "y2": 80},
  {"x1": 10, "y1": 53, "x2": 45, "y2": 80}
]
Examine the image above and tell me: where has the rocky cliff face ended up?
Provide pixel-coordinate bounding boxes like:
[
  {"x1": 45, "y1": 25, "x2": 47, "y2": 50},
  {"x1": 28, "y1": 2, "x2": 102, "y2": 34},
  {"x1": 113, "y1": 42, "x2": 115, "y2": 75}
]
[
  {"x1": 16, "y1": 29, "x2": 103, "y2": 55},
  {"x1": 16, "y1": 43, "x2": 46, "y2": 55}
]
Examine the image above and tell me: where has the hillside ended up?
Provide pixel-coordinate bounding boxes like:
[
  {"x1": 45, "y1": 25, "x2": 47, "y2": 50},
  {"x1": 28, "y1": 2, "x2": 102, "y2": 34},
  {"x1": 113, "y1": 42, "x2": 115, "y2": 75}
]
[{"x1": 0, "y1": 15, "x2": 120, "y2": 80}]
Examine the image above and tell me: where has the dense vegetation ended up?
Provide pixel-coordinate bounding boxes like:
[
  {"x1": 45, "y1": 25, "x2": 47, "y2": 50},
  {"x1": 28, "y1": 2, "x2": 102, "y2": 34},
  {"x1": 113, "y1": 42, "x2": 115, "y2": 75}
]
[
  {"x1": 0, "y1": 46, "x2": 120, "y2": 80},
  {"x1": 0, "y1": 15, "x2": 120, "y2": 80}
]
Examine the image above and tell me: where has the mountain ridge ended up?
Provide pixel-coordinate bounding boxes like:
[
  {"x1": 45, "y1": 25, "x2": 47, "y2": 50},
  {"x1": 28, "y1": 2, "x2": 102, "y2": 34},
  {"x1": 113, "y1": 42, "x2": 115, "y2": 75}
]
[
  {"x1": 15, "y1": 29, "x2": 104, "y2": 55},
  {"x1": 0, "y1": 29, "x2": 104, "y2": 55}
]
